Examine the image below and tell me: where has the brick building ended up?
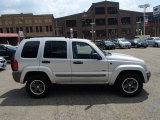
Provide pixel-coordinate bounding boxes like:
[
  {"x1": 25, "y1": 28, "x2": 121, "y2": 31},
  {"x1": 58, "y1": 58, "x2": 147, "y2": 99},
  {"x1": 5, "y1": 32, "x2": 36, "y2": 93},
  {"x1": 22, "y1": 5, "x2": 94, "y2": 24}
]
[
  {"x1": 0, "y1": 13, "x2": 55, "y2": 38},
  {"x1": 56, "y1": 1, "x2": 158, "y2": 40}
]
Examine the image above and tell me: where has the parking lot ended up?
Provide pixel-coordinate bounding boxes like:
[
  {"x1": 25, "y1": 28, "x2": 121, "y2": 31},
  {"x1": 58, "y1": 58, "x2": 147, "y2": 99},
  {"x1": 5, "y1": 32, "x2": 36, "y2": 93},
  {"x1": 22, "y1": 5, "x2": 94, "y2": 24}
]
[{"x1": 0, "y1": 47, "x2": 160, "y2": 120}]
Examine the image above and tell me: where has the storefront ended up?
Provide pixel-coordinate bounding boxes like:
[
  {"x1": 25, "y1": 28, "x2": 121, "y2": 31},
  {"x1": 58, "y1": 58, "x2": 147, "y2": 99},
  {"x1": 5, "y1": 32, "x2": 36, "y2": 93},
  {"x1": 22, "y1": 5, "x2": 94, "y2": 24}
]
[{"x1": 0, "y1": 33, "x2": 19, "y2": 46}]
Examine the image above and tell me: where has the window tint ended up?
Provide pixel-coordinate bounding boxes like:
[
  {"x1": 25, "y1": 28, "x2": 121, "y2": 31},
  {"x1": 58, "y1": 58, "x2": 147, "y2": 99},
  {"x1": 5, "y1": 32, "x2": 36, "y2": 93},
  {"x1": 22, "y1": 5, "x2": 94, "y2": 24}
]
[
  {"x1": 21, "y1": 41, "x2": 40, "y2": 58},
  {"x1": 44, "y1": 41, "x2": 67, "y2": 58}
]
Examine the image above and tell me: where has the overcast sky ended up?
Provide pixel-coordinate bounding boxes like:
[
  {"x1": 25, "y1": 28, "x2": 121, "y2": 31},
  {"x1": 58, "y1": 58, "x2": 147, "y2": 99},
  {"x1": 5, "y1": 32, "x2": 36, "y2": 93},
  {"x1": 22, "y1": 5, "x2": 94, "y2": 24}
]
[{"x1": 0, "y1": 0, "x2": 158, "y2": 18}]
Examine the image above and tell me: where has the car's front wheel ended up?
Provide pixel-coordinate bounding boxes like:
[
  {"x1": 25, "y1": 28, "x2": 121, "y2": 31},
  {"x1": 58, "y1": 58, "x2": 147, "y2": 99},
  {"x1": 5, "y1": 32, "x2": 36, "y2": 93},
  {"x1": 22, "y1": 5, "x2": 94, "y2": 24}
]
[
  {"x1": 26, "y1": 75, "x2": 51, "y2": 98},
  {"x1": 116, "y1": 72, "x2": 143, "y2": 97}
]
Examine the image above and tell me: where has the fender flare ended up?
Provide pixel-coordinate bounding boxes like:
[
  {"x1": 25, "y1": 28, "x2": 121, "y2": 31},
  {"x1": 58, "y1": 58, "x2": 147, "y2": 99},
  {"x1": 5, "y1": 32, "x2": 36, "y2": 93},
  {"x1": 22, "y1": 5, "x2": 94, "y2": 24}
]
[
  {"x1": 108, "y1": 65, "x2": 147, "y2": 85},
  {"x1": 20, "y1": 66, "x2": 55, "y2": 83}
]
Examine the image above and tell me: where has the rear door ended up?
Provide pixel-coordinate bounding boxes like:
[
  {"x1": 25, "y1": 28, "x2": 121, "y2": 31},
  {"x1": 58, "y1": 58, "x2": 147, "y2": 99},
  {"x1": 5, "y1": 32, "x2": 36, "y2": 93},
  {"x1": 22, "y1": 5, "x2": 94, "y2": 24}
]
[{"x1": 41, "y1": 40, "x2": 71, "y2": 83}]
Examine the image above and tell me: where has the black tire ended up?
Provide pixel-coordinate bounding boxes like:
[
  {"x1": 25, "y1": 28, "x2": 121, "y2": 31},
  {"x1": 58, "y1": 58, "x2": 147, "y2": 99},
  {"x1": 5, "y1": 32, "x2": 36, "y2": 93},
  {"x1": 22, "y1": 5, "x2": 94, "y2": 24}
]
[
  {"x1": 155, "y1": 43, "x2": 158, "y2": 47},
  {"x1": 26, "y1": 75, "x2": 51, "y2": 98},
  {"x1": 116, "y1": 72, "x2": 143, "y2": 97}
]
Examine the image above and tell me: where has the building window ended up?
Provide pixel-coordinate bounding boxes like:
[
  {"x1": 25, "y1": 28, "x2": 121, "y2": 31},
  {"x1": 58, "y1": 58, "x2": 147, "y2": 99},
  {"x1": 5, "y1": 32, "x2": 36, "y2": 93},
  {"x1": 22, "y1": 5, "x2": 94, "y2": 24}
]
[
  {"x1": 96, "y1": 19, "x2": 106, "y2": 25},
  {"x1": 6, "y1": 28, "x2": 9, "y2": 33},
  {"x1": 66, "y1": 20, "x2": 77, "y2": 27},
  {"x1": 136, "y1": 16, "x2": 143, "y2": 22},
  {"x1": 40, "y1": 26, "x2": 43, "y2": 32},
  {"x1": 121, "y1": 17, "x2": 131, "y2": 24},
  {"x1": 10, "y1": 27, "x2": 13, "y2": 33},
  {"x1": 95, "y1": 7, "x2": 105, "y2": 14},
  {"x1": 20, "y1": 27, "x2": 23, "y2": 31},
  {"x1": 82, "y1": 30, "x2": 92, "y2": 38},
  {"x1": 0, "y1": 28, "x2": 3, "y2": 33},
  {"x1": 50, "y1": 25, "x2": 53, "y2": 32},
  {"x1": 46, "y1": 26, "x2": 49, "y2": 32},
  {"x1": 108, "y1": 18, "x2": 118, "y2": 25},
  {"x1": 36, "y1": 26, "x2": 39, "y2": 32},
  {"x1": 81, "y1": 19, "x2": 92, "y2": 26},
  {"x1": 26, "y1": 27, "x2": 29, "y2": 33},
  {"x1": 107, "y1": 7, "x2": 118, "y2": 14},
  {"x1": 30, "y1": 27, "x2": 33, "y2": 32},
  {"x1": 16, "y1": 27, "x2": 19, "y2": 33},
  {"x1": 121, "y1": 28, "x2": 131, "y2": 35},
  {"x1": 96, "y1": 30, "x2": 106, "y2": 38},
  {"x1": 108, "y1": 29, "x2": 118, "y2": 35}
]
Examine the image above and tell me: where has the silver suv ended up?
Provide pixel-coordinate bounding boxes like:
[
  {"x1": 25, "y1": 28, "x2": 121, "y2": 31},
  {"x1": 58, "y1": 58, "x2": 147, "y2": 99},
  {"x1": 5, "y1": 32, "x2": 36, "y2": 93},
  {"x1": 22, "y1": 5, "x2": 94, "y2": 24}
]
[{"x1": 12, "y1": 37, "x2": 151, "y2": 98}]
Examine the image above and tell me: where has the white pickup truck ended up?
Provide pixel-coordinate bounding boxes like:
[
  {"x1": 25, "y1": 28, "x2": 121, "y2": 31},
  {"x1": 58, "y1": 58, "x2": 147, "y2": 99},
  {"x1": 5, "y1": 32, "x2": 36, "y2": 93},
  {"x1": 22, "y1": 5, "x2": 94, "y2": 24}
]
[{"x1": 12, "y1": 37, "x2": 151, "y2": 98}]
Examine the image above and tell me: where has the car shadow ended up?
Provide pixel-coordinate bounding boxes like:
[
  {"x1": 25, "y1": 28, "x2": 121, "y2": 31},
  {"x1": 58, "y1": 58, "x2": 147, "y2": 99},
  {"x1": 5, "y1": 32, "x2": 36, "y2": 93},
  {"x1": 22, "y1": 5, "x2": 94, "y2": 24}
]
[{"x1": 0, "y1": 84, "x2": 149, "y2": 108}]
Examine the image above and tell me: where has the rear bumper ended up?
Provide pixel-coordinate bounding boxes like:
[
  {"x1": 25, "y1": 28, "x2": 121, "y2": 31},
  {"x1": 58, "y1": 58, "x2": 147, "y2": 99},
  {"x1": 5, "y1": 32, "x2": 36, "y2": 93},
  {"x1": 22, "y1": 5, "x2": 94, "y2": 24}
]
[{"x1": 12, "y1": 71, "x2": 22, "y2": 83}]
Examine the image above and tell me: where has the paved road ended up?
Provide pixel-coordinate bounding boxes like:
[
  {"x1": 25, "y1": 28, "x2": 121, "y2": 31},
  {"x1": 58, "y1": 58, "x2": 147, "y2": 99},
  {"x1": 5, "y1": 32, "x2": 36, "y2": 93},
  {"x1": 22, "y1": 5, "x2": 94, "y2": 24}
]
[{"x1": 0, "y1": 47, "x2": 160, "y2": 120}]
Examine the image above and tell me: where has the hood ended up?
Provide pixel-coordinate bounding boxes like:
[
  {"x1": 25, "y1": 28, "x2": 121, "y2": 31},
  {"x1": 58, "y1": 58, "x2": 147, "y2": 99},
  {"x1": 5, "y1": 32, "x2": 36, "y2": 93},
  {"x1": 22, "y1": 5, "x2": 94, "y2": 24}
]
[{"x1": 107, "y1": 53, "x2": 144, "y2": 63}]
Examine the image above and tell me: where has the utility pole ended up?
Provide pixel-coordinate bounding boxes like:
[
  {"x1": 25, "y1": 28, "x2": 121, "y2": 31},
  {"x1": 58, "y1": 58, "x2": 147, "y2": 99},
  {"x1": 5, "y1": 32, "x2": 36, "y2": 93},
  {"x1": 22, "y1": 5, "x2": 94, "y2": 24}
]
[
  {"x1": 139, "y1": 4, "x2": 150, "y2": 38},
  {"x1": 90, "y1": 23, "x2": 95, "y2": 42}
]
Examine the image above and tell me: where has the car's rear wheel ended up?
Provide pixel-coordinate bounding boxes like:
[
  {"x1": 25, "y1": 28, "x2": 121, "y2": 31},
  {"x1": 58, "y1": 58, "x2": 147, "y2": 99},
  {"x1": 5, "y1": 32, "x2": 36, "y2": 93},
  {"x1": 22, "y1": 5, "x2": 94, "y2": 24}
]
[
  {"x1": 116, "y1": 72, "x2": 143, "y2": 97},
  {"x1": 26, "y1": 75, "x2": 51, "y2": 98}
]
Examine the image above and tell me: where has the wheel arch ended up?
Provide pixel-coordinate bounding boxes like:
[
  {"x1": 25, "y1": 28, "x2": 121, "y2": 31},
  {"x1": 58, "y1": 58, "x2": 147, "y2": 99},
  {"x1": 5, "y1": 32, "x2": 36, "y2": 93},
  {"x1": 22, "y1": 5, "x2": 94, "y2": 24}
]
[
  {"x1": 23, "y1": 71, "x2": 52, "y2": 84},
  {"x1": 114, "y1": 70, "x2": 145, "y2": 85}
]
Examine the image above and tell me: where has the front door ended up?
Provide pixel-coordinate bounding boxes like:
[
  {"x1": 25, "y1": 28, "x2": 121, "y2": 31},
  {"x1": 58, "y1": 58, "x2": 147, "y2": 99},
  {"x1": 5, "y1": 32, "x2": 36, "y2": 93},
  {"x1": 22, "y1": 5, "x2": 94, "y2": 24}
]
[{"x1": 71, "y1": 41, "x2": 108, "y2": 83}]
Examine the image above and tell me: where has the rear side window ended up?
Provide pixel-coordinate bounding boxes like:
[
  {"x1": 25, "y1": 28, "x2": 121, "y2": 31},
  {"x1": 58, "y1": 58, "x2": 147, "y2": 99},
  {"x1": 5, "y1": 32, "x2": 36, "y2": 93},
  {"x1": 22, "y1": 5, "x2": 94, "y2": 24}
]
[
  {"x1": 21, "y1": 41, "x2": 40, "y2": 58},
  {"x1": 44, "y1": 41, "x2": 67, "y2": 58}
]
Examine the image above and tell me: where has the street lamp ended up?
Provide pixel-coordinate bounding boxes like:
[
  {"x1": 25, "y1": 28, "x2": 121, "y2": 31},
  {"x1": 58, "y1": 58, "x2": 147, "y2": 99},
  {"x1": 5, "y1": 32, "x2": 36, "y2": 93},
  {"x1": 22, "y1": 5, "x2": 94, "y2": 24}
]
[
  {"x1": 70, "y1": 28, "x2": 73, "y2": 38},
  {"x1": 90, "y1": 23, "x2": 95, "y2": 42},
  {"x1": 138, "y1": 4, "x2": 150, "y2": 38},
  {"x1": 82, "y1": 11, "x2": 87, "y2": 38}
]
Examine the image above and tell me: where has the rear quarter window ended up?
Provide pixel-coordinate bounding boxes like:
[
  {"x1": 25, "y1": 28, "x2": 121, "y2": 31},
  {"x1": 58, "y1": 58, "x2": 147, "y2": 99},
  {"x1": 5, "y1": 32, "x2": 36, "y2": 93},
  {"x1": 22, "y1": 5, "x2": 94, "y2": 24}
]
[{"x1": 21, "y1": 41, "x2": 40, "y2": 58}]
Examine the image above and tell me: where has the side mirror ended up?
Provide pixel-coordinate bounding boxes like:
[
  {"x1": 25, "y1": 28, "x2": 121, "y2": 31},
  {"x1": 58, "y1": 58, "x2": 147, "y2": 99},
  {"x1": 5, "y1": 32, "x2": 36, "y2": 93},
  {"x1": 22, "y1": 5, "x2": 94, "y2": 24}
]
[{"x1": 92, "y1": 53, "x2": 102, "y2": 60}]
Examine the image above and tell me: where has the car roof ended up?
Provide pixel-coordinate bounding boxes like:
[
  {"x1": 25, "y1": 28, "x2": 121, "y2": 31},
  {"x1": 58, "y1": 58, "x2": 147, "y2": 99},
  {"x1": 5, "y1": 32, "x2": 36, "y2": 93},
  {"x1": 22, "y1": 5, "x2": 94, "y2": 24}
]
[{"x1": 22, "y1": 37, "x2": 91, "y2": 43}]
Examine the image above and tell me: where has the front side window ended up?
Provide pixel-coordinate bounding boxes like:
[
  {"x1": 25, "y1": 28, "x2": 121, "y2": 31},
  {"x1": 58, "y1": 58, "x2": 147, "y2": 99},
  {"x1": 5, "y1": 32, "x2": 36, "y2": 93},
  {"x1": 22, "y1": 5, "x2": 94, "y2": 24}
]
[
  {"x1": 72, "y1": 42, "x2": 96, "y2": 59},
  {"x1": 44, "y1": 41, "x2": 67, "y2": 59},
  {"x1": 21, "y1": 41, "x2": 40, "y2": 58}
]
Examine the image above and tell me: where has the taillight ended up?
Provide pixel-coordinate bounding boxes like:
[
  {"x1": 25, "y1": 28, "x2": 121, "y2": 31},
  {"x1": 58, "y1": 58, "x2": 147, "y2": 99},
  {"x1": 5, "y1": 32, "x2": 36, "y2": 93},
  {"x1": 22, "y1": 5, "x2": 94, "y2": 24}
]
[{"x1": 12, "y1": 60, "x2": 18, "y2": 71}]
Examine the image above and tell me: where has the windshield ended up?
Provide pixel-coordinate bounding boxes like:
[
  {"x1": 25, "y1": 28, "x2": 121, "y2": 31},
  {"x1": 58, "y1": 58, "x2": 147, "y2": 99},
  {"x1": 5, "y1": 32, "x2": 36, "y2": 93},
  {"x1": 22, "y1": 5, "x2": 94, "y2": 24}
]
[{"x1": 104, "y1": 41, "x2": 112, "y2": 44}]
